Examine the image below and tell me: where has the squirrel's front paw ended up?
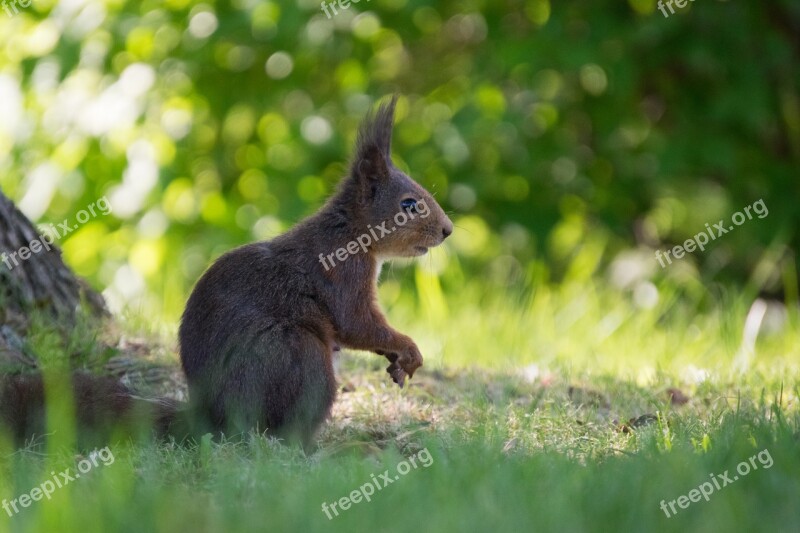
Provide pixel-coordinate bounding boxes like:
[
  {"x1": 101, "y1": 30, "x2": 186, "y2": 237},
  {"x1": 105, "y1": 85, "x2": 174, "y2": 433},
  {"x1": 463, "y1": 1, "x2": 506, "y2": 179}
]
[
  {"x1": 386, "y1": 361, "x2": 408, "y2": 388},
  {"x1": 398, "y1": 344, "x2": 423, "y2": 377},
  {"x1": 382, "y1": 344, "x2": 422, "y2": 387}
]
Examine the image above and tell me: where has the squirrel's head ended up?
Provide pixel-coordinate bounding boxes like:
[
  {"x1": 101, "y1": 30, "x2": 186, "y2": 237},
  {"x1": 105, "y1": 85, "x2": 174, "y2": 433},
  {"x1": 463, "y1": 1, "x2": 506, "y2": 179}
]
[{"x1": 348, "y1": 96, "x2": 453, "y2": 258}]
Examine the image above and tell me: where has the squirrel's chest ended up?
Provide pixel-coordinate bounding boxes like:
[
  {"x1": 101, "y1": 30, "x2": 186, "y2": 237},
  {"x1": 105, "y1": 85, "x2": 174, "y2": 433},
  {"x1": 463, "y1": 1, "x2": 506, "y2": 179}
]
[{"x1": 374, "y1": 259, "x2": 385, "y2": 285}]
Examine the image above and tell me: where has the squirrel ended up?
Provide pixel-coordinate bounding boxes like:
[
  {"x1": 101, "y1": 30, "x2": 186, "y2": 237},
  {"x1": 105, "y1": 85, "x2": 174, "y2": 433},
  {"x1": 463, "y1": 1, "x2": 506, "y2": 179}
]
[
  {"x1": 179, "y1": 95, "x2": 453, "y2": 446},
  {"x1": 0, "y1": 96, "x2": 452, "y2": 449}
]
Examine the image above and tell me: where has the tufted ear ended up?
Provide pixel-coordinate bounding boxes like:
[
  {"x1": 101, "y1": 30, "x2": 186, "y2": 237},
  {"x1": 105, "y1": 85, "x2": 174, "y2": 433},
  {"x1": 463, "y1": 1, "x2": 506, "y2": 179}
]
[
  {"x1": 354, "y1": 144, "x2": 390, "y2": 184},
  {"x1": 351, "y1": 96, "x2": 397, "y2": 184}
]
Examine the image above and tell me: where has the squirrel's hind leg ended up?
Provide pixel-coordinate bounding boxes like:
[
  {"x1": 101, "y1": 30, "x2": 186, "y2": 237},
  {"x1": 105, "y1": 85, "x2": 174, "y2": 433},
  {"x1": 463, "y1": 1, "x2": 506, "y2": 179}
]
[
  {"x1": 273, "y1": 330, "x2": 338, "y2": 449},
  {"x1": 211, "y1": 327, "x2": 337, "y2": 448}
]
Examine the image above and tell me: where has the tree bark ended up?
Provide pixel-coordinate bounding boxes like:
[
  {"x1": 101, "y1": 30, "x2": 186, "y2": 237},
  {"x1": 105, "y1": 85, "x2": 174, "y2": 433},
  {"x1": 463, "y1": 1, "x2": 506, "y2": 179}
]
[{"x1": 0, "y1": 189, "x2": 107, "y2": 368}]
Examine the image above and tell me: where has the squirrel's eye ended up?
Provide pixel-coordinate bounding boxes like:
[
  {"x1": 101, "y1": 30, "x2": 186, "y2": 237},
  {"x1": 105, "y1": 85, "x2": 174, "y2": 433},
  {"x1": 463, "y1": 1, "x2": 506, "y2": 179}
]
[{"x1": 400, "y1": 198, "x2": 418, "y2": 213}]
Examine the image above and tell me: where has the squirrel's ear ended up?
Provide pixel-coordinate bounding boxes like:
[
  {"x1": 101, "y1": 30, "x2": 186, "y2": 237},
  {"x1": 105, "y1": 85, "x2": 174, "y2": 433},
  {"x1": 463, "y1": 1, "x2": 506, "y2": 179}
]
[
  {"x1": 352, "y1": 96, "x2": 397, "y2": 183},
  {"x1": 353, "y1": 144, "x2": 390, "y2": 183}
]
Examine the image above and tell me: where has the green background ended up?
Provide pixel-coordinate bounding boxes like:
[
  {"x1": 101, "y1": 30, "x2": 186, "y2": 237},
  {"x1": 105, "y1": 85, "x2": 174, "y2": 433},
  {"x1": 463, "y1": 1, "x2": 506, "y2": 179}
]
[{"x1": 0, "y1": 0, "x2": 797, "y2": 321}]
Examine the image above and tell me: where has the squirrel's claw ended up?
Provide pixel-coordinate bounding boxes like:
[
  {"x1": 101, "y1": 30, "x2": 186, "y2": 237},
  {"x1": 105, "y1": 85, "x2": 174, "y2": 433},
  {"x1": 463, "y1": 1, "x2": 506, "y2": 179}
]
[{"x1": 387, "y1": 362, "x2": 407, "y2": 388}]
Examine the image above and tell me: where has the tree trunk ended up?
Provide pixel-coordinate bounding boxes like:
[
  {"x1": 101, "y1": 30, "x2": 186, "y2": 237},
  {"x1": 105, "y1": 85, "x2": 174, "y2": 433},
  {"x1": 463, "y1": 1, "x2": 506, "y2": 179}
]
[{"x1": 0, "y1": 189, "x2": 107, "y2": 369}]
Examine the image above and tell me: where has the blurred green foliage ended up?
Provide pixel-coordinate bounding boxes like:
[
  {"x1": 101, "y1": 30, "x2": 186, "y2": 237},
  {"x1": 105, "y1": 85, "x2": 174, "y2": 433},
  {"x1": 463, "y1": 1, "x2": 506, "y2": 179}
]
[{"x1": 0, "y1": 0, "x2": 797, "y2": 321}]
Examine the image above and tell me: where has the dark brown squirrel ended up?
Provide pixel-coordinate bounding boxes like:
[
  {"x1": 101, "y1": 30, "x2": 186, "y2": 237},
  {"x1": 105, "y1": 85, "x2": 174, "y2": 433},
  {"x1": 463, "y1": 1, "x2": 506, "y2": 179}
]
[
  {"x1": 178, "y1": 95, "x2": 453, "y2": 446},
  {"x1": 0, "y1": 96, "x2": 452, "y2": 449}
]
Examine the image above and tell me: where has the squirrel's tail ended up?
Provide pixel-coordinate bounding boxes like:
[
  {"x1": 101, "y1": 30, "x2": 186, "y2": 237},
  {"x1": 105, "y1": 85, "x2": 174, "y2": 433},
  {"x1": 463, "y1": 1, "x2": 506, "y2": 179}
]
[
  {"x1": 0, "y1": 371, "x2": 192, "y2": 449},
  {"x1": 134, "y1": 394, "x2": 193, "y2": 443}
]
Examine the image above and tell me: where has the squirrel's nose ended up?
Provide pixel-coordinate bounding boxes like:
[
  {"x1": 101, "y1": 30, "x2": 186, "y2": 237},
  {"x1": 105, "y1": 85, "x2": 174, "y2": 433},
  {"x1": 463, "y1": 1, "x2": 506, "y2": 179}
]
[{"x1": 442, "y1": 221, "x2": 453, "y2": 239}]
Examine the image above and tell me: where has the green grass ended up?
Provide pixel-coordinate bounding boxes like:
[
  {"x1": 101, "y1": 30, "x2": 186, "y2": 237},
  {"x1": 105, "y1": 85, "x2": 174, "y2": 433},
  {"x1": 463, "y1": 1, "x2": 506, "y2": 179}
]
[{"x1": 1, "y1": 274, "x2": 799, "y2": 533}]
